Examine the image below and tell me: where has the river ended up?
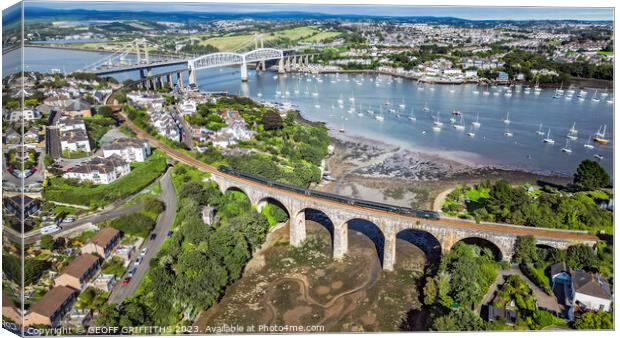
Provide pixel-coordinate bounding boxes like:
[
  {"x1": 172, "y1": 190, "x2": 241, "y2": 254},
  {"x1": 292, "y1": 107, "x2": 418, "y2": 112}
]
[{"x1": 4, "y1": 47, "x2": 614, "y2": 176}]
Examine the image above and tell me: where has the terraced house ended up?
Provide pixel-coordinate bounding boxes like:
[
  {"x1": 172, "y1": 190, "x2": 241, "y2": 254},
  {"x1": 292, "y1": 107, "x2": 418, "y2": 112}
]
[
  {"x1": 23, "y1": 286, "x2": 77, "y2": 328},
  {"x1": 81, "y1": 227, "x2": 122, "y2": 258},
  {"x1": 54, "y1": 253, "x2": 101, "y2": 290}
]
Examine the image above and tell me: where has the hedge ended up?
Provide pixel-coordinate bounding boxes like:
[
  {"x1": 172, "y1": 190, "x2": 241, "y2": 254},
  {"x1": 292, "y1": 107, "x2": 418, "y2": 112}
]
[{"x1": 43, "y1": 151, "x2": 167, "y2": 208}]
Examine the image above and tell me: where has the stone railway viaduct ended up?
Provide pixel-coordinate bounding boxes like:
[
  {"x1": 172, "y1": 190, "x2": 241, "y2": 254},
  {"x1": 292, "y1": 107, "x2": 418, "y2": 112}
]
[{"x1": 114, "y1": 109, "x2": 599, "y2": 271}]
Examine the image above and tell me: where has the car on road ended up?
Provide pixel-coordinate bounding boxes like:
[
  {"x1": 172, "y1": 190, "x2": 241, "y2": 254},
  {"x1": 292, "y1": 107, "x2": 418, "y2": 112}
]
[
  {"x1": 149, "y1": 233, "x2": 157, "y2": 240},
  {"x1": 133, "y1": 257, "x2": 142, "y2": 266},
  {"x1": 167, "y1": 230, "x2": 173, "y2": 237},
  {"x1": 40, "y1": 224, "x2": 61, "y2": 235},
  {"x1": 140, "y1": 247, "x2": 148, "y2": 256},
  {"x1": 127, "y1": 267, "x2": 137, "y2": 277},
  {"x1": 63, "y1": 216, "x2": 75, "y2": 223},
  {"x1": 121, "y1": 276, "x2": 131, "y2": 285}
]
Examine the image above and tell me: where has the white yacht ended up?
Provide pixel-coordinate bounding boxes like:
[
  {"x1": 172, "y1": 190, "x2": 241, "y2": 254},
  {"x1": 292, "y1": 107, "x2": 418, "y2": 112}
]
[
  {"x1": 560, "y1": 140, "x2": 572, "y2": 153},
  {"x1": 567, "y1": 122, "x2": 578, "y2": 140},
  {"x1": 503, "y1": 112, "x2": 511, "y2": 124},
  {"x1": 453, "y1": 116, "x2": 465, "y2": 130},
  {"x1": 543, "y1": 129, "x2": 555, "y2": 144},
  {"x1": 408, "y1": 108, "x2": 416, "y2": 122},
  {"x1": 433, "y1": 113, "x2": 444, "y2": 127},
  {"x1": 472, "y1": 113, "x2": 481, "y2": 128}
]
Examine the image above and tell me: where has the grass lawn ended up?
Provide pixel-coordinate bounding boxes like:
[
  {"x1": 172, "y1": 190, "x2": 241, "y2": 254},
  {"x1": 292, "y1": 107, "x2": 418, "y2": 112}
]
[
  {"x1": 44, "y1": 150, "x2": 167, "y2": 208},
  {"x1": 199, "y1": 26, "x2": 321, "y2": 51},
  {"x1": 62, "y1": 150, "x2": 90, "y2": 159},
  {"x1": 465, "y1": 187, "x2": 490, "y2": 202},
  {"x1": 597, "y1": 51, "x2": 614, "y2": 55},
  {"x1": 301, "y1": 31, "x2": 341, "y2": 43}
]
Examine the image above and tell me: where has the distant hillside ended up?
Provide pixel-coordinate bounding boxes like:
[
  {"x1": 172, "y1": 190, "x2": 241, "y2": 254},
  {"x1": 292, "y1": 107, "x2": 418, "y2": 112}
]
[{"x1": 22, "y1": 7, "x2": 612, "y2": 27}]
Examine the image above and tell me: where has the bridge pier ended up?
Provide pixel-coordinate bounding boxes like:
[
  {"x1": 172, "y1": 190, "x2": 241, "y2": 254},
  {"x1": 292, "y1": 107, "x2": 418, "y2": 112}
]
[
  {"x1": 240, "y1": 59, "x2": 248, "y2": 82},
  {"x1": 333, "y1": 224, "x2": 348, "y2": 260},
  {"x1": 188, "y1": 68, "x2": 197, "y2": 86},
  {"x1": 177, "y1": 72, "x2": 184, "y2": 90},
  {"x1": 167, "y1": 73, "x2": 174, "y2": 89},
  {"x1": 260, "y1": 60, "x2": 266, "y2": 71},
  {"x1": 278, "y1": 58, "x2": 285, "y2": 74},
  {"x1": 290, "y1": 209, "x2": 307, "y2": 247},
  {"x1": 383, "y1": 232, "x2": 396, "y2": 271},
  {"x1": 285, "y1": 56, "x2": 291, "y2": 72}
]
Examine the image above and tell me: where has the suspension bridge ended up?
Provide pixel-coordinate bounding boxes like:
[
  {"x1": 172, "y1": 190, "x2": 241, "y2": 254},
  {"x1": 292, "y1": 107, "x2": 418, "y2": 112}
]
[{"x1": 79, "y1": 35, "x2": 320, "y2": 89}]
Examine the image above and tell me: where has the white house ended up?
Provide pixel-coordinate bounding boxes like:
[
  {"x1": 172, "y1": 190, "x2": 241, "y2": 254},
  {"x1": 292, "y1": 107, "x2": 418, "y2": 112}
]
[
  {"x1": 572, "y1": 270, "x2": 612, "y2": 312},
  {"x1": 57, "y1": 116, "x2": 87, "y2": 133},
  {"x1": 550, "y1": 262, "x2": 612, "y2": 317},
  {"x1": 127, "y1": 92, "x2": 165, "y2": 110},
  {"x1": 63, "y1": 156, "x2": 130, "y2": 184},
  {"x1": 60, "y1": 130, "x2": 91, "y2": 153},
  {"x1": 7, "y1": 109, "x2": 40, "y2": 123},
  {"x1": 179, "y1": 100, "x2": 197, "y2": 116},
  {"x1": 102, "y1": 138, "x2": 151, "y2": 163}
]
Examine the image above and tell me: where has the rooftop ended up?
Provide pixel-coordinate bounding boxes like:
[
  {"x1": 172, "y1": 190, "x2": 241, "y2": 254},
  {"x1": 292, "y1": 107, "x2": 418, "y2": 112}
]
[
  {"x1": 29, "y1": 286, "x2": 76, "y2": 317},
  {"x1": 59, "y1": 253, "x2": 100, "y2": 279},
  {"x1": 88, "y1": 227, "x2": 121, "y2": 248}
]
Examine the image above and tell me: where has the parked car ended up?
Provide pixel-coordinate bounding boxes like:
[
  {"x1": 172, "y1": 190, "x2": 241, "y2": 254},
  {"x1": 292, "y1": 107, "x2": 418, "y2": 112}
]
[
  {"x1": 167, "y1": 230, "x2": 173, "y2": 237},
  {"x1": 150, "y1": 233, "x2": 157, "y2": 240},
  {"x1": 140, "y1": 247, "x2": 148, "y2": 256},
  {"x1": 133, "y1": 257, "x2": 142, "y2": 266},
  {"x1": 121, "y1": 276, "x2": 131, "y2": 285}
]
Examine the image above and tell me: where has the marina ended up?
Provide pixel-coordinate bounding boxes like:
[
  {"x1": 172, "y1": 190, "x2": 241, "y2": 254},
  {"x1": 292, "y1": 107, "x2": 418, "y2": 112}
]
[{"x1": 7, "y1": 46, "x2": 614, "y2": 176}]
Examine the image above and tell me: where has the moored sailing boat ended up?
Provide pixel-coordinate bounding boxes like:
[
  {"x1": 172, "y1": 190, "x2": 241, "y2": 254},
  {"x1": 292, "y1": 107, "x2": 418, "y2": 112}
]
[
  {"x1": 593, "y1": 125, "x2": 609, "y2": 144},
  {"x1": 543, "y1": 129, "x2": 555, "y2": 144}
]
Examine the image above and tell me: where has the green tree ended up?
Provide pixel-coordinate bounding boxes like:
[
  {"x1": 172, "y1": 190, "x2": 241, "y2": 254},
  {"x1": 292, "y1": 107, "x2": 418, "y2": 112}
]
[
  {"x1": 513, "y1": 236, "x2": 539, "y2": 265},
  {"x1": 573, "y1": 160, "x2": 610, "y2": 191},
  {"x1": 423, "y1": 276, "x2": 438, "y2": 305},
  {"x1": 40, "y1": 234, "x2": 54, "y2": 250},
  {"x1": 432, "y1": 308, "x2": 485, "y2": 331},
  {"x1": 262, "y1": 111, "x2": 283, "y2": 130},
  {"x1": 566, "y1": 244, "x2": 597, "y2": 270},
  {"x1": 573, "y1": 311, "x2": 613, "y2": 329}
]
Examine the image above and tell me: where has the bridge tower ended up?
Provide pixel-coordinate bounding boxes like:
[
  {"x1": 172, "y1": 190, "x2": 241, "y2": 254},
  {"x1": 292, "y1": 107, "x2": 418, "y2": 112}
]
[{"x1": 255, "y1": 34, "x2": 266, "y2": 71}]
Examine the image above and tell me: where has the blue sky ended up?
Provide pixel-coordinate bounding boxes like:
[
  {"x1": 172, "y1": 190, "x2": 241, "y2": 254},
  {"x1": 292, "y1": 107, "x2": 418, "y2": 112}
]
[{"x1": 26, "y1": 1, "x2": 614, "y2": 21}]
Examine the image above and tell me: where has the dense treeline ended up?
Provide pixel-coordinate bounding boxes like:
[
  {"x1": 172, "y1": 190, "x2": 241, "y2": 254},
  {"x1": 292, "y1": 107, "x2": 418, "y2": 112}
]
[
  {"x1": 95, "y1": 165, "x2": 270, "y2": 328},
  {"x1": 423, "y1": 243, "x2": 500, "y2": 331},
  {"x1": 107, "y1": 198, "x2": 164, "y2": 238},
  {"x1": 442, "y1": 160, "x2": 613, "y2": 234},
  {"x1": 501, "y1": 50, "x2": 613, "y2": 82}
]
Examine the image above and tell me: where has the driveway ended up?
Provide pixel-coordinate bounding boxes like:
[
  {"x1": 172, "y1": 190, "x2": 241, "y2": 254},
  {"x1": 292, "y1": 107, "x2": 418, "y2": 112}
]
[
  {"x1": 477, "y1": 267, "x2": 561, "y2": 314},
  {"x1": 108, "y1": 167, "x2": 177, "y2": 304}
]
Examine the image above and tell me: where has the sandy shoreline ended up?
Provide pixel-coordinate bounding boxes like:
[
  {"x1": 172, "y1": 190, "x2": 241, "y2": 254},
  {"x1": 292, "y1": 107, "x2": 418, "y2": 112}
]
[{"x1": 314, "y1": 130, "x2": 571, "y2": 210}]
